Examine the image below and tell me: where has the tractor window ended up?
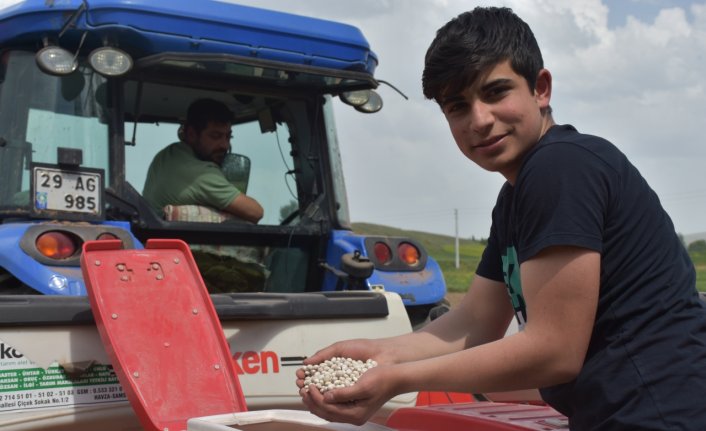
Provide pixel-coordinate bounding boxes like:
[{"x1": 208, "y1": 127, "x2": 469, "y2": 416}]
[
  {"x1": 125, "y1": 117, "x2": 308, "y2": 294},
  {"x1": 0, "y1": 50, "x2": 109, "y2": 211},
  {"x1": 322, "y1": 97, "x2": 352, "y2": 228},
  {"x1": 125, "y1": 118, "x2": 297, "y2": 225}
]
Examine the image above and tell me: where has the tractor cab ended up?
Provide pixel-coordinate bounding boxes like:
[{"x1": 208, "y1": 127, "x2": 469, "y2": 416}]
[{"x1": 0, "y1": 0, "x2": 446, "y2": 322}]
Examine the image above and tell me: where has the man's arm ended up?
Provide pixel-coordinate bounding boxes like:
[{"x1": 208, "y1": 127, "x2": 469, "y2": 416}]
[{"x1": 223, "y1": 193, "x2": 264, "y2": 224}]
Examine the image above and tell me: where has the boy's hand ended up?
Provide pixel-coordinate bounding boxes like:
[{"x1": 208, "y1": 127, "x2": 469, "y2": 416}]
[
  {"x1": 295, "y1": 338, "x2": 384, "y2": 391},
  {"x1": 299, "y1": 365, "x2": 393, "y2": 426},
  {"x1": 302, "y1": 338, "x2": 385, "y2": 367}
]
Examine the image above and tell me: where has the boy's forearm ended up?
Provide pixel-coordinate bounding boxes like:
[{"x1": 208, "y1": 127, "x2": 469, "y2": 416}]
[
  {"x1": 383, "y1": 301, "x2": 507, "y2": 364},
  {"x1": 381, "y1": 330, "x2": 467, "y2": 364},
  {"x1": 393, "y1": 330, "x2": 578, "y2": 396}
]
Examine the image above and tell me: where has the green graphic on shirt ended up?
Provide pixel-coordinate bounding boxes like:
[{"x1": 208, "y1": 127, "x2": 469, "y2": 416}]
[{"x1": 502, "y1": 246, "x2": 527, "y2": 328}]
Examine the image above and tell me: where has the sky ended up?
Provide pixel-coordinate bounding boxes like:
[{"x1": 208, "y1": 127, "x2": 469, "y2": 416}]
[
  {"x1": 228, "y1": 0, "x2": 706, "y2": 241},
  {"x1": 1, "y1": 0, "x2": 703, "y2": 241}
]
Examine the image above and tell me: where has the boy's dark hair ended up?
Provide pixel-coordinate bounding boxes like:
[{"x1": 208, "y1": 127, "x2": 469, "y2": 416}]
[
  {"x1": 422, "y1": 7, "x2": 544, "y2": 104},
  {"x1": 186, "y1": 98, "x2": 233, "y2": 133}
]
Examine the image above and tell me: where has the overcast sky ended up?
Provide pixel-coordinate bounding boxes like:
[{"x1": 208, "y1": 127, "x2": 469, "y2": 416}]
[
  {"x1": 2, "y1": 0, "x2": 703, "y2": 240},
  {"x1": 228, "y1": 0, "x2": 706, "y2": 240}
]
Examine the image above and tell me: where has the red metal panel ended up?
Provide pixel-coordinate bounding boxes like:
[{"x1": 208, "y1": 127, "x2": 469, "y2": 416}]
[
  {"x1": 387, "y1": 401, "x2": 568, "y2": 431},
  {"x1": 415, "y1": 391, "x2": 476, "y2": 406},
  {"x1": 81, "y1": 239, "x2": 247, "y2": 431}
]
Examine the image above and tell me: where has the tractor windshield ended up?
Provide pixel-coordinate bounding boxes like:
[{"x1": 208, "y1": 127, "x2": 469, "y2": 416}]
[
  {"x1": 0, "y1": 50, "x2": 110, "y2": 215},
  {"x1": 124, "y1": 103, "x2": 299, "y2": 227}
]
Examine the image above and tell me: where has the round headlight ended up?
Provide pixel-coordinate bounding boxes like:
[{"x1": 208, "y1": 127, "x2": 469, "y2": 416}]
[
  {"x1": 340, "y1": 89, "x2": 370, "y2": 107},
  {"x1": 36, "y1": 46, "x2": 77, "y2": 75},
  {"x1": 373, "y1": 242, "x2": 392, "y2": 265},
  {"x1": 397, "y1": 242, "x2": 420, "y2": 266},
  {"x1": 89, "y1": 47, "x2": 133, "y2": 76},
  {"x1": 355, "y1": 90, "x2": 383, "y2": 114},
  {"x1": 35, "y1": 231, "x2": 79, "y2": 260}
]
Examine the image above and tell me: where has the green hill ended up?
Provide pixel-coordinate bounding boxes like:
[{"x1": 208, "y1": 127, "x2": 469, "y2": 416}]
[{"x1": 352, "y1": 223, "x2": 706, "y2": 293}]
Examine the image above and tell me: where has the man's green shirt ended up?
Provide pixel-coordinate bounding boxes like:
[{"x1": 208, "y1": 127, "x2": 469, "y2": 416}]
[{"x1": 142, "y1": 141, "x2": 240, "y2": 216}]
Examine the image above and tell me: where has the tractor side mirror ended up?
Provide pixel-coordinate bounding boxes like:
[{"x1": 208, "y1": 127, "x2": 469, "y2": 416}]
[{"x1": 221, "y1": 153, "x2": 251, "y2": 194}]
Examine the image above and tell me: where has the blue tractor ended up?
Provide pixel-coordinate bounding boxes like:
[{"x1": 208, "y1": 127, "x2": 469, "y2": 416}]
[{"x1": 0, "y1": 0, "x2": 448, "y2": 327}]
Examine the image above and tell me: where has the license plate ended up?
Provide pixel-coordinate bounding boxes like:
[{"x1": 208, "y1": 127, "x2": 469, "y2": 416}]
[{"x1": 31, "y1": 165, "x2": 104, "y2": 219}]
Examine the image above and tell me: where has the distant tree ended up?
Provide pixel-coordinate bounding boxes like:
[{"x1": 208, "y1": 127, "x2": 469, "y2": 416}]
[
  {"x1": 279, "y1": 200, "x2": 299, "y2": 223},
  {"x1": 688, "y1": 240, "x2": 706, "y2": 254}
]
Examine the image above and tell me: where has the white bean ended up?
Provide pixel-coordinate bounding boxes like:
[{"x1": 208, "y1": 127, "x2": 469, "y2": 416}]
[{"x1": 300, "y1": 356, "x2": 378, "y2": 393}]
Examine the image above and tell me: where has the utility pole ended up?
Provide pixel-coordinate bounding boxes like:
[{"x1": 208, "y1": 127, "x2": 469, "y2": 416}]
[{"x1": 455, "y1": 208, "x2": 460, "y2": 269}]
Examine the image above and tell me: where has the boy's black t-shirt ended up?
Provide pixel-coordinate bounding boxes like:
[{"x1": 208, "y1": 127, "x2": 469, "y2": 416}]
[{"x1": 477, "y1": 124, "x2": 706, "y2": 430}]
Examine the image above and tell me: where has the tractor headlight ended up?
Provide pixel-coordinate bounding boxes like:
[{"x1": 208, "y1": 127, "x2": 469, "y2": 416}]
[
  {"x1": 36, "y1": 46, "x2": 78, "y2": 75},
  {"x1": 89, "y1": 47, "x2": 133, "y2": 76}
]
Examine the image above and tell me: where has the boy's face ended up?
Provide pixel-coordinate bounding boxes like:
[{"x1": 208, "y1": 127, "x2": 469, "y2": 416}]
[
  {"x1": 440, "y1": 60, "x2": 552, "y2": 183},
  {"x1": 187, "y1": 121, "x2": 232, "y2": 165}
]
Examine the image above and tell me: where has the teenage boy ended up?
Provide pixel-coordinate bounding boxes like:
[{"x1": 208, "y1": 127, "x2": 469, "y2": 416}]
[{"x1": 297, "y1": 7, "x2": 706, "y2": 430}]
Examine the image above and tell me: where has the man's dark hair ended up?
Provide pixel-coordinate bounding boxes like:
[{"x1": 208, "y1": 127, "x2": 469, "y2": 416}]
[
  {"x1": 186, "y1": 98, "x2": 233, "y2": 133},
  {"x1": 422, "y1": 7, "x2": 544, "y2": 104}
]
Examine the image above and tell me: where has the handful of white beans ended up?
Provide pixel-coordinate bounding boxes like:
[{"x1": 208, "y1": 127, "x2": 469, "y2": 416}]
[{"x1": 301, "y1": 357, "x2": 378, "y2": 393}]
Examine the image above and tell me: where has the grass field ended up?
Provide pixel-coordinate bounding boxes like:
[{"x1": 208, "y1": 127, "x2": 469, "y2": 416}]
[
  {"x1": 693, "y1": 249, "x2": 706, "y2": 292},
  {"x1": 353, "y1": 223, "x2": 706, "y2": 293}
]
